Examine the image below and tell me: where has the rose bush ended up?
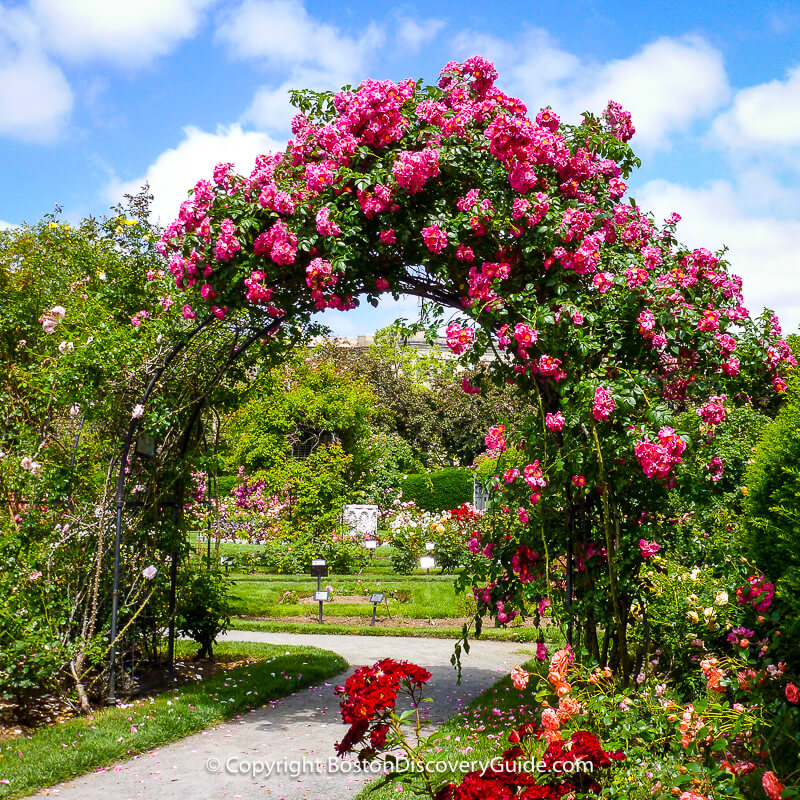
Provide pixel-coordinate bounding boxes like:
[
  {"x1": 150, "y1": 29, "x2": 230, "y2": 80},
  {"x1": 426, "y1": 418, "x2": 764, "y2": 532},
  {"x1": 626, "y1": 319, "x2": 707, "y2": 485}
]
[{"x1": 160, "y1": 56, "x2": 791, "y2": 682}]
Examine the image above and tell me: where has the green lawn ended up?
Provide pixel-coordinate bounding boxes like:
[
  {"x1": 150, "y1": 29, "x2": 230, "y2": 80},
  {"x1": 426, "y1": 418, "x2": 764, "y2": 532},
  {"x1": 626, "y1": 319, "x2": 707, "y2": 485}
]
[
  {"x1": 0, "y1": 640, "x2": 347, "y2": 800},
  {"x1": 230, "y1": 572, "x2": 471, "y2": 620}
]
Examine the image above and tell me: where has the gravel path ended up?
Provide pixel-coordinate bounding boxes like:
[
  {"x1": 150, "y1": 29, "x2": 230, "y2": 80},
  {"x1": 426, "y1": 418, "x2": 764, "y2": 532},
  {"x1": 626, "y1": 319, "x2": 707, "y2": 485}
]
[{"x1": 33, "y1": 631, "x2": 531, "y2": 800}]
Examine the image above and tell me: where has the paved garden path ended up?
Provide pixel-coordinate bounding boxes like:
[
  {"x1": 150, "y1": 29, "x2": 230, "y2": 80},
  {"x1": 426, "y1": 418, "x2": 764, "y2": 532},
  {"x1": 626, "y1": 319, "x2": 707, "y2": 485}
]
[{"x1": 34, "y1": 631, "x2": 532, "y2": 800}]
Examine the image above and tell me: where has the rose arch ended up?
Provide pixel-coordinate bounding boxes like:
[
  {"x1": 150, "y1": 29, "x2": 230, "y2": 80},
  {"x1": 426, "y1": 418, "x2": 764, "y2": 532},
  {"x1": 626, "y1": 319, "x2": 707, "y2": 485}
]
[{"x1": 112, "y1": 57, "x2": 793, "y2": 691}]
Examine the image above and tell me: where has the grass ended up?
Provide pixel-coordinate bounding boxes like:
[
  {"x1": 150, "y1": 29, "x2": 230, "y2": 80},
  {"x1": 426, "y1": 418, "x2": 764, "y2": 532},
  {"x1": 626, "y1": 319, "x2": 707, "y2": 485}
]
[
  {"x1": 352, "y1": 658, "x2": 541, "y2": 799},
  {"x1": 229, "y1": 617, "x2": 540, "y2": 641},
  {"x1": 216, "y1": 542, "x2": 544, "y2": 640},
  {"x1": 230, "y1": 572, "x2": 470, "y2": 620},
  {"x1": 0, "y1": 640, "x2": 347, "y2": 800}
]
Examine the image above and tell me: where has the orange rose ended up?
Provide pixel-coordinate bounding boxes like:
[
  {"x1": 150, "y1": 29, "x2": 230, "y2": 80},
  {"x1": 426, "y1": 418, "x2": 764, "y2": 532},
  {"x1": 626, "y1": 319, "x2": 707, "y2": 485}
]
[
  {"x1": 541, "y1": 707, "x2": 560, "y2": 730},
  {"x1": 558, "y1": 695, "x2": 580, "y2": 719}
]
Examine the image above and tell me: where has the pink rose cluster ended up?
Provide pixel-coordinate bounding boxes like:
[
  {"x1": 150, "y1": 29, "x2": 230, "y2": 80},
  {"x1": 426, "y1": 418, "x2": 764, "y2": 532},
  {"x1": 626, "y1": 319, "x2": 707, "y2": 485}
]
[
  {"x1": 736, "y1": 575, "x2": 774, "y2": 613},
  {"x1": 592, "y1": 386, "x2": 615, "y2": 422},
  {"x1": 485, "y1": 424, "x2": 507, "y2": 452},
  {"x1": 358, "y1": 184, "x2": 398, "y2": 218},
  {"x1": 473, "y1": 580, "x2": 519, "y2": 625},
  {"x1": 545, "y1": 411, "x2": 566, "y2": 432},
  {"x1": 634, "y1": 427, "x2": 686, "y2": 482},
  {"x1": 392, "y1": 148, "x2": 440, "y2": 194},
  {"x1": 638, "y1": 539, "x2": 660, "y2": 558},
  {"x1": 523, "y1": 460, "x2": 546, "y2": 489},
  {"x1": 254, "y1": 220, "x2": 298, "y2": 266},
  {"x1": 510, "y1": 545, "x2": 541, "y2": 582},
  {"x1": 421, "y1": 224, "x2": 447, "y2": 253},
  {"x1": 465, "y1": 260, "x2": 510, "y2": 311},
  {"x1": 315, "y1": 207, "x2": 341, "y2": 237},
  {"x1": 244, "y1": 270, "x2": 272, "y2": 305},
  {"x1": 445, "y1": 321, "x2": 475, "y2": 355},
  {"x1": 39, "y1": 305, "x2": 66, "y2": 334},
  {"x1": 212, "y1": 218, "x2": 241, "y2": 262},
  {"x1": 333, "y1": 77, "x2": 415, "y2": 148},
  {"x1": 707, "y1": 456, "x2": 724, "y2": 482},
  {"x1": 697, "y1": 395, "x2": 726, "y2": 426},
  {"x1": 602, "y1": 100, "x2": 636, "y2": 142}
]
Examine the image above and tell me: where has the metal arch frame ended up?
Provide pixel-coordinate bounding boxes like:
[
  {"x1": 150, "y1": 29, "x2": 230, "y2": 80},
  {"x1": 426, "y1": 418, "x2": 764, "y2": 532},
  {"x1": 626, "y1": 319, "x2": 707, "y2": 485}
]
[
  {"x1": 107, "y1": 312, "x2": 283, "y2": 701},
  {"x1": 103, "y1": 279, "x2": 580, "y2": 699}
]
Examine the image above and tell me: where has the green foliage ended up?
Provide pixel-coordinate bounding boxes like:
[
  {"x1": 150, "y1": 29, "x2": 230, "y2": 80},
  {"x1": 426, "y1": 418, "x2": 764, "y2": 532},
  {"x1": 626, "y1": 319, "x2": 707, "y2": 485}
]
[
  {"x1": 673, "y1": 404, "x2": 771, "y2": 511},
  {"x1": 224, "y1": 347, "x2": 378, "y2": 479},
  {"x1": 327, "y1": 324, "x2": 529, "y2": 471},
  {"x1": 264, "y1": 443, "x2": 353, "y2": 540},
  {"x1": 389, "y1": 525, "x2": 425, "y2": 575},
  {"x1": 222, "y1": 536, "x2": 369, "y2": 575},
  {"x1": 176, "y1": 560, "x2": 232, "y2": 659},
  {"x1": 400, "y1": 468, "x2": 473, "y2": 511},
  {"x1": 743, "y1": 383, "x2": 800, "y2": 667},
  {"x1": 353, "y1": 429, "x2": 424, "y2": 508}
]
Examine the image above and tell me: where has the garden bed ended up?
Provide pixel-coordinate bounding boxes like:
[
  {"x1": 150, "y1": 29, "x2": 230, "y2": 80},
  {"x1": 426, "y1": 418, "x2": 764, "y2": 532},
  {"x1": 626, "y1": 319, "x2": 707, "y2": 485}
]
[{"x1": 0, "y1": 654, "x2": 259, "y2": 742}]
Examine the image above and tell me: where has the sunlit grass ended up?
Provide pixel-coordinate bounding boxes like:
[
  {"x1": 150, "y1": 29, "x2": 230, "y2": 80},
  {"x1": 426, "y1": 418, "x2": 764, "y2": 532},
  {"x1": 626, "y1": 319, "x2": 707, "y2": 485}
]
[{"x1": 230, "y1": 573, "x2": 472, "y2": 619}]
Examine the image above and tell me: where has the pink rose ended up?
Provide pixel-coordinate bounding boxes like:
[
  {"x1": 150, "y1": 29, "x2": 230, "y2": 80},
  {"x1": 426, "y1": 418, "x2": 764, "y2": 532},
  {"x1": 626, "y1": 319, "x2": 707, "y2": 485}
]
[{"x1": 639, "y1": 539, "x2": 660, "y2": 558}]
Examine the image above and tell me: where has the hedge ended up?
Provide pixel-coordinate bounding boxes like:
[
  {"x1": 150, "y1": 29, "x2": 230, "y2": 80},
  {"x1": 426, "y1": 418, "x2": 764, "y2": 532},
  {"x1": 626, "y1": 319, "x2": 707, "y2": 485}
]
[{"x1": 399, "y1": 468, "x2": 473, "y2": 511}]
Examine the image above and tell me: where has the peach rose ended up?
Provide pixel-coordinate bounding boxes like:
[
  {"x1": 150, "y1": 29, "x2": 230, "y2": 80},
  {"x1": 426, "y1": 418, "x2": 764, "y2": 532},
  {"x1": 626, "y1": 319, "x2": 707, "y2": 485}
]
[{"x1": 762, "y1": 770, "x2": 785, "y2": 800}]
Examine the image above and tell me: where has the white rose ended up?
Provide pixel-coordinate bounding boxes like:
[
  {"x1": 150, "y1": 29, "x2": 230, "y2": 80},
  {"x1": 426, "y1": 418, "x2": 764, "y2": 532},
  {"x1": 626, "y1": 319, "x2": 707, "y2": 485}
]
[{"x1": 715, "y1": 590, "x2": 729, "y2": 606}]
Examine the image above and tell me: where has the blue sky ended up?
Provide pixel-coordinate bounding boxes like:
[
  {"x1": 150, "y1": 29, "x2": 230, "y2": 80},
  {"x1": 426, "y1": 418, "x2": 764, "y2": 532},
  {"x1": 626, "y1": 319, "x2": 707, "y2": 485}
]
[{"x1": 2, "y1": 0, "x2": 800, "y2": 335}]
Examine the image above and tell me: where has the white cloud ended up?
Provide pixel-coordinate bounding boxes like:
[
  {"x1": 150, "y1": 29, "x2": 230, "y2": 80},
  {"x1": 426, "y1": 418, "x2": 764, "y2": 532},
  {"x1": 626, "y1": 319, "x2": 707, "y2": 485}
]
[
  {"x1": 575, "y1": 37, "x2": 729, "y2": 150},
  {"x1": 452, "y1": 30, "x2": 729, "y2": 151},
  {"x1": 244, "y1": 78, "x2": 303, "y2": 136},
  {"x1": 31, "y1": 0, "x2": 216, "y2": 66},
  {"x1": 219, "y1": 0, "x2": 384, "y2": 136},
  {"x1": 637, "y1": 178, "x2": 800, "y2": 333},
  {"x1": 395, "y1": 16, "x2": 446, "y2": 54},
  {"x1": 217, "y1": 0, "x2": 383, "y2": 74},
  {"x1": 0, "y1": 8, "x2": 72, "y2": 142},
  {"x1": 0, "y1": 219, "x2": 18, "y2": 230},
  {"x1": 712, "y1": 66, "x2": 800, "y2": 149},
  {"x1": 106, "y1": 124, "x2": 283, "y2": 225}
]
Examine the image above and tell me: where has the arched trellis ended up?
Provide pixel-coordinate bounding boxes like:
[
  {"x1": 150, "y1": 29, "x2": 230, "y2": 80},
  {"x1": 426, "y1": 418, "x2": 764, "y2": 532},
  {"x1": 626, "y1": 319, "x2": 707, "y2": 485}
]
[
  {"x1": 103, "y1": 55, "x2": 790, "y2": 692},
  {"x1": 105, "y1": 287, "x2": 468, "y2": 699}
]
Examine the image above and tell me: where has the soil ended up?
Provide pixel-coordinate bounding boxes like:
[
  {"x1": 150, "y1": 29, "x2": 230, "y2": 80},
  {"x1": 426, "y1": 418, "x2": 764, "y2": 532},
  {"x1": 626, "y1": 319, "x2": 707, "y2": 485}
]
[{"x1": 0, "y1": 654, "x2": 258, "y2": 742}]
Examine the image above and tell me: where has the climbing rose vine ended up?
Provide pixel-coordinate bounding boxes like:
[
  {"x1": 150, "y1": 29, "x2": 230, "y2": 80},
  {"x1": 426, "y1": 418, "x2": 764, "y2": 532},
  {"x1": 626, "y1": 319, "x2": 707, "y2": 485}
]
[{"x1": 161, "y1": 56, "x2": 792, "y2": 680}]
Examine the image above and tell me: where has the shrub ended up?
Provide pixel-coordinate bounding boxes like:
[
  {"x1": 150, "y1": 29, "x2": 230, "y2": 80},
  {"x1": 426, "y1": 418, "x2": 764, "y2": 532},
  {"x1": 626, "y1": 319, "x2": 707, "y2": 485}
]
[
  {"x1": 400, "y1": 468, "x2": 473, "y2": 512},
  {"x1": 743, "y1": 384, "x2": 800, "y2": 668},
  {"x1": 176, "y1": 560, "x2": 232, "y2": 660}
]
